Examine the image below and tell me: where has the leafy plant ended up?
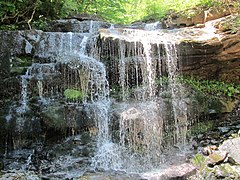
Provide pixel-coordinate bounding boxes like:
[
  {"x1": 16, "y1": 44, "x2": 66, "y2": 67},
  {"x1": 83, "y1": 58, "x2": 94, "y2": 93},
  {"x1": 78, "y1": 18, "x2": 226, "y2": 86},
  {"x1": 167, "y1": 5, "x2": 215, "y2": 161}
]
[
  {"x1": 156, "y1": 76, "x2": 169, "y2": 86},
  {"x1": 64, "y1": 89, "x2": 86, "y2": 101},
  {"x1": 0, "y1": 0, "x2": 239, "y2": 26},
  {"x1": 179, "y1": 76, "x2": 240, "y2": 99}
]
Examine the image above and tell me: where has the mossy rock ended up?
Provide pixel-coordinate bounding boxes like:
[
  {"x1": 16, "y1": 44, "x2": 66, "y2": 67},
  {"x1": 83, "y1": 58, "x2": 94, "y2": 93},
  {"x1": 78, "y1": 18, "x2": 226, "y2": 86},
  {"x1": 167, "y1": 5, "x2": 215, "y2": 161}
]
[
  {"x1": 10, "y1": 67, "x2": 26, "y2": 76},
  {"x1": 42, "y1": 104, "x2": 66, "y2": 130}
]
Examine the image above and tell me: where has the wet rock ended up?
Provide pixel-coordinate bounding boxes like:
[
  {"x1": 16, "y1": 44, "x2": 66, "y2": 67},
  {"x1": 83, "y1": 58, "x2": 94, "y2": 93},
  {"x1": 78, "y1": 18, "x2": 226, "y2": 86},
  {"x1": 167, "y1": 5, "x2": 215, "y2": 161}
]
[
  {"x1": 219, "y1": 137, "x2": 240, "y2": 164},
  {"x1": 0, "y1": 171, "x2": 40, "y2": 180},
  {"x1": 49, "y1": 19, "x2": 110, "y2": 33},
  {"x1": 81, "y1": 171, "x2": 141, "y2": 180},
  {"x1": 0, "y1": 160, "x2": 4, "y2": 170},
  {"x1": 163, "y1": 163, "x2": 197, "y2": 179},
  {"x1": 142, "y1": 163, "x2": 196, "y2": 180},
  {"x1": 218, "y1": 126, "x2": 230, "y2": 134}
]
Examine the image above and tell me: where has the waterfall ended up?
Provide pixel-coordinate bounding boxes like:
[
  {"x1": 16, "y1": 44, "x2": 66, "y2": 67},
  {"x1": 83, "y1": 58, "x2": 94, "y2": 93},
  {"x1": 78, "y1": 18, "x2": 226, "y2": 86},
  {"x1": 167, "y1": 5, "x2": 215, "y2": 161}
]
[
  {"x1": 15, "y1": 74, "x2": 30, "y2": 132},
  {"x1": 94, "y1": 27, "x2": 192, "y2": 172},
  {"x1": 164, "y1": 42, "x2": 188, "y2": 146}
]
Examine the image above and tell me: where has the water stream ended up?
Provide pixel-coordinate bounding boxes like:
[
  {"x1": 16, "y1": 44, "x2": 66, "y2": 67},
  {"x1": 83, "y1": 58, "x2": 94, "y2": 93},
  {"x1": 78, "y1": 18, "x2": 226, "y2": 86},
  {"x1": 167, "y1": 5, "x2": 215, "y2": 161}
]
[{"x1": 89, "y1": 25, "x2": 194, "y2": 173}]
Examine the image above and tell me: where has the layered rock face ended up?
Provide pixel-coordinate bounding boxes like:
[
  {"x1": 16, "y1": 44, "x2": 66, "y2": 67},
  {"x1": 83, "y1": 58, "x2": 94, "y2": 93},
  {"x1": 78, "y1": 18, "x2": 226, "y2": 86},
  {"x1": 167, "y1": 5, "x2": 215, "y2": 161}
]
[
  {"x1": 0, "y1": 20, "x2": 110, "y2": 154},
  {"x1": 99, "y1": 17, "x2": 240, "y2": 85},
  {"x1": 179, "y1": 32, "x2": 240, "y2": 84}
]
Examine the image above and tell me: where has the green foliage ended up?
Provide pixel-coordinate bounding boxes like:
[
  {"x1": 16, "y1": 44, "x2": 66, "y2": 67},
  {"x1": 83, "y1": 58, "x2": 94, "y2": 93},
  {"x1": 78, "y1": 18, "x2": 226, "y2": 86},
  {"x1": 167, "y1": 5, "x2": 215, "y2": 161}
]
[
  {"x1": 156, "y1": 76, "x2": 169, "y2": 86},
  {"x1": 0, "y1": 0, "x2": 64, "y2": 30},
  {"x1": 64, "y1": 89, "x2": 85, "y2": 100},
  {"x1": 180, "y1": 76, "x2": 240, "y2": 99},
  {"x1": 0, "y1": 0, "x2": 239, "y2": 27}
]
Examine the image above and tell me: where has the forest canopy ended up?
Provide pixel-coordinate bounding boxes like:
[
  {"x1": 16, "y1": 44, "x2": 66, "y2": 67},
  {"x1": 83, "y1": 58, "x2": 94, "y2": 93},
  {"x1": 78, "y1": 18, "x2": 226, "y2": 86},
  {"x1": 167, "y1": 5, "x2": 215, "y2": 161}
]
[{"x1": 0, "y1": 0, "x2": 238, "y2": 29}]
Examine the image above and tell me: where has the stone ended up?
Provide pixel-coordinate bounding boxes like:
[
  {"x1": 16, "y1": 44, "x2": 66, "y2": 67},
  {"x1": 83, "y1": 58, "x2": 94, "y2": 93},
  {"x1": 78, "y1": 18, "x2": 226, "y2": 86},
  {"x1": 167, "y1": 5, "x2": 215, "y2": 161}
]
[
  {"x1": 208, "y1": 151, "x2": 228, "y2": 165},
  {"x1": 218, "y1": 127, "x2": 230, "y2": 134},
  {"x1": 0, "y1": 171, "x2": 41, "y2": 180},
  {"x1": 82, "y1": 171, "x2": 141, "y2": 180},
  {"x1": 142, "y1": 163, "x2": 197, "y2": 179},
  {"x1": 49, "y1": 19, "x2": 110, "y2": 33},
  {"x1": 219, "y1": 137, "x2": 240, "y2": 164},
  {"x1": 194, "y1": 24, "x2": 205, "y2": 28},
  {"x1": 220, "y1": 100, "x2": 238, "y2": 113},
  {"x1": 202, "y1": 145, "x2": 218, "y2": 156}
]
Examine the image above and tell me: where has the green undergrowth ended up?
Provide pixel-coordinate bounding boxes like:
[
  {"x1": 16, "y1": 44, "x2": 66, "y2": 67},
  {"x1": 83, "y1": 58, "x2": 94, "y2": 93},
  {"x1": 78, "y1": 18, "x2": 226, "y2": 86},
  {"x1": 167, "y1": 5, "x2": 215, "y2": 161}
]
[
  {"x1": 64, "y1": 89, "x2": 86, "y2": 101},
  {"x1": 1, "y1": 0, "x2": 239, "y2": 29},
  {"x1": 189, "y1": 121, "x2": 214, "y2": 136},
  {"x1": 156, "y1": 75, "x2": 240, "y2": 100},
  {"x1": 179, "y1": 76, "x2": 240, "y2": 100}
]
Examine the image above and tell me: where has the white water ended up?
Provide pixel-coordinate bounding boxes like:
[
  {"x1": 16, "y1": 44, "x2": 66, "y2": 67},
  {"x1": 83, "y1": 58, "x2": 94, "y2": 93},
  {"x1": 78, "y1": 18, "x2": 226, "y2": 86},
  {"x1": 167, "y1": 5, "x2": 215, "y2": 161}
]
[
  {"x1": 92, "y1": 27, "x2": 193, "y2": 173},
  {"x1": 164, "y1": 41, "x2": 188, "y2": 147}
]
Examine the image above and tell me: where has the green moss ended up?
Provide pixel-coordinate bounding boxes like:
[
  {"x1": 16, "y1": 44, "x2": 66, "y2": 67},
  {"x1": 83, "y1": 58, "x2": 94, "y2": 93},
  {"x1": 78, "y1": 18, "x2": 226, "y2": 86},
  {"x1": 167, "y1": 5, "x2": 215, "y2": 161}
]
[
  {"x1": 64, "y1": 89, "x2": 86, "y2": 100},
  {"x1": 191, "y1": 153, "x2": 207, "y2": 170}
]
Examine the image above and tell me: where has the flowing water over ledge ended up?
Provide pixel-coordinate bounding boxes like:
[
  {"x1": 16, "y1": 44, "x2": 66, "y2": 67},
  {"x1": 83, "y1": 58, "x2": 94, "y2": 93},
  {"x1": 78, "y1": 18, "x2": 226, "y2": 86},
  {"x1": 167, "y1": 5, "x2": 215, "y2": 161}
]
[{"x1": 0, "y1": 20, "x2": 228, "y2": 179}]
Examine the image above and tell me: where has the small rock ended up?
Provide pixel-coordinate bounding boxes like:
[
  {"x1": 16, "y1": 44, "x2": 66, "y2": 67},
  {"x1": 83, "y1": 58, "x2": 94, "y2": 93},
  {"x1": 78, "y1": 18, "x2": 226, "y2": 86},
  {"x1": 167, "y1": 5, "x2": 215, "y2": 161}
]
[
  {"x1": 218, "y1": 127, "x2": 230, "y2": 134},
  {"x1": 202, "y1": 146, "x2": 212, "y2": 156},
  {"x1": 210, "y1": 139, "x2": 220, "y2": 145},
  {"x1": 194, "y1": 24, "x2": 205, "y2": 28},
  {"x1": 202, "y1": 145, "x2": 218, "y2": 156},
  {"x1": 208, "y1": 151, "x2": 228, "y2": 165}
]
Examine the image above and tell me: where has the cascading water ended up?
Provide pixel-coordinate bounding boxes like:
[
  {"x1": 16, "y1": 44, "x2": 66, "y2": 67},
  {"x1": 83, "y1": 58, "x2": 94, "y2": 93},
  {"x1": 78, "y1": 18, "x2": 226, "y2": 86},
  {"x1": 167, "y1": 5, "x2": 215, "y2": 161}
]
[
  {"x1": 93, "y1": 26, "x2": 195, "y2": 173},
  {"x1": 164, "y1": 41, "x2": 188, "y2": 146}
]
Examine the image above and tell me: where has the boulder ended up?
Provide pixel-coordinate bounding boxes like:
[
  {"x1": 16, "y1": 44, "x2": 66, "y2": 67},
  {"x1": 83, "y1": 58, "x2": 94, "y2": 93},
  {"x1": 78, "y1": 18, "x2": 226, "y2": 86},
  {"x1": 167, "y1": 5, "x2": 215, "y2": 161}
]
[
  {"x1": 208, "y1": 151, "x2": 228, "y2": 165},
  {"x1": 219, "y1": 137, "x2": 240, "y2": 164}
]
